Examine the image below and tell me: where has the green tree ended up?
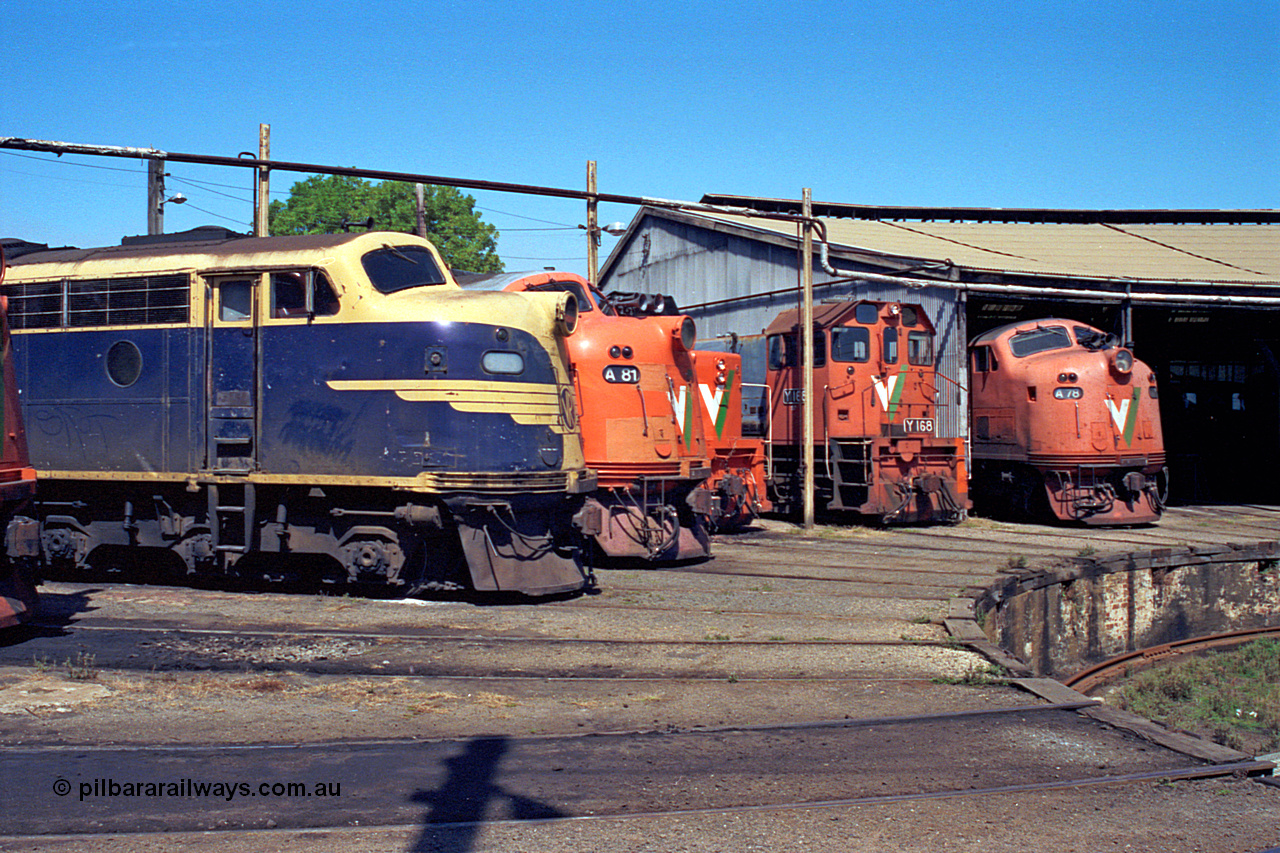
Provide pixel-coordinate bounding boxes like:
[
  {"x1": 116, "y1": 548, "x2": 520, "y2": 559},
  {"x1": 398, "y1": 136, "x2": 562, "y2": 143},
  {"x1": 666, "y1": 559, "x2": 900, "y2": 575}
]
[{"x1": 268, "y1": 175, "x2": 503, "y2": 272}]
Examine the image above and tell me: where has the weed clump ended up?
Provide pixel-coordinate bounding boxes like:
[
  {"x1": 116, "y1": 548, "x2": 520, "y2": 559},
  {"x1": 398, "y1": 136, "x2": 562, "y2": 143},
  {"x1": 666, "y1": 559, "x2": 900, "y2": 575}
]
[{"x1": 1117, "y1": 638, "x2": 1280, "y2": 753}]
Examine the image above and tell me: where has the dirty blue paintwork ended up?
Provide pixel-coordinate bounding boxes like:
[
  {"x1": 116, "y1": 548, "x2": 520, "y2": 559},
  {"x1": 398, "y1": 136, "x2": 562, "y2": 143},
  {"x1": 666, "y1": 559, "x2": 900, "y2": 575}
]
[{"x1": 13, "y1": 318, "x2": 567, "y2": 480}]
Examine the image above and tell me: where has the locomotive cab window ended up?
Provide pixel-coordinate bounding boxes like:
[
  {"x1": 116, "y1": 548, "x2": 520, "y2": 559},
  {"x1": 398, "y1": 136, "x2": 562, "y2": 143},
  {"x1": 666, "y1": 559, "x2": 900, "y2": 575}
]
[
  {"x1": 854, "y1": 303, "x2": 879, "y2": 325},
  {"x1": 883, "y1": 327, "x2": 898, "y2": 363},
  {"x1": 1009, "y1": 326, "x2": 1072, "y2": 357},
  {"x1": 762, "y1": 327, "x2": 824, "y2": 368},
  {"x1": 972, "y1": 346, "x2": 998, "y2": 373},
  {"x1": 767, "y1": 331, "x2": 825, "y2": 370},
  {"x1": 361, "y1": 245, "x2": 448, "y2": 294},
  {"x1": 830, "y1": 326, "x2": 870, "y2": 362},
  {"x1": 270, "y1": 271, "x2": 340, "y2": 318},
  {"x1": 907, "y1": 331, "x2": 933, "y2": 366},
  {"x1": 767, "y1": 334, "x2": 789, "y2": 370},
  {"x1": 218, "y1": 279, "x2": 253, "y2": 322}
]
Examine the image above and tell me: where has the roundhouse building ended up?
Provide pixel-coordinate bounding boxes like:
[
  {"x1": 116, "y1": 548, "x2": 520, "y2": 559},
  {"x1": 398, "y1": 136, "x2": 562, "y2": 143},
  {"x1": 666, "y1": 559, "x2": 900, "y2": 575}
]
[{"x1": 598, "y1": 199, "x2": 1280, "y2": 505}]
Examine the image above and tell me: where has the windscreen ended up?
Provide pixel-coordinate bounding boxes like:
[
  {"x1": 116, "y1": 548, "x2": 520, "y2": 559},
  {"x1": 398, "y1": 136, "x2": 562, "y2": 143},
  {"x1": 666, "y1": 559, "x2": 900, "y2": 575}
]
[
  {"x1": 1009, "y1": 326, "x2": 1072, "y2": 357},
  {"x1": 362, "y1": 245, "x2": 449, "y2": 294}
]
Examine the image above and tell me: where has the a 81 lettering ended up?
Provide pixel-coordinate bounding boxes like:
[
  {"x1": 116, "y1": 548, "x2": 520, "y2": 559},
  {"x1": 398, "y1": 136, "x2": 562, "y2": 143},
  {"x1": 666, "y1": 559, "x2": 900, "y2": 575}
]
[{"x1": 603, "y1": 364, "x2": 641, "y2": 384}]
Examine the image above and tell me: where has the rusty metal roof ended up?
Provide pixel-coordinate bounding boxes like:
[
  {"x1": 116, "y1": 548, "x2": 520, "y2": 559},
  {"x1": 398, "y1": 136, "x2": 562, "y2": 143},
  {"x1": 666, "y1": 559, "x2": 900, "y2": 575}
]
[{"x1": 678, "y1": 211, "x2": 1280, "y2": 286}]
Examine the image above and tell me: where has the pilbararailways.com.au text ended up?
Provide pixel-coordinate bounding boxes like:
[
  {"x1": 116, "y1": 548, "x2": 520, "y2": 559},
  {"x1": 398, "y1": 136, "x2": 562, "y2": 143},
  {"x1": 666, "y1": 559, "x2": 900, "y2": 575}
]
[{"x1": 53, "y1": 777, "x2": 342, "y2": 802}]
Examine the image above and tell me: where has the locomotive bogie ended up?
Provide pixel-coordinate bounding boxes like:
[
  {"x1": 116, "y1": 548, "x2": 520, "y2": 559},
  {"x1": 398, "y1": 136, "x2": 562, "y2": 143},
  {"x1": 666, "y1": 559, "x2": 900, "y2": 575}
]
[
  {"x1": 4, "y1": 232, "x2": 596, "y2": 596},
  {"x1": 969, "y1": 319, "x2": 1166, "y2": 525}
]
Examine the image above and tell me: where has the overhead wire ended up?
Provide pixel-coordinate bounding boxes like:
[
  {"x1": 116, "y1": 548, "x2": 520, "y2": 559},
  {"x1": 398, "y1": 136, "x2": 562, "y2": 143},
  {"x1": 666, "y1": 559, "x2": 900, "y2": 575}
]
[{"x1": 2, "y1": 148, "x2": 598, "y2": 262}]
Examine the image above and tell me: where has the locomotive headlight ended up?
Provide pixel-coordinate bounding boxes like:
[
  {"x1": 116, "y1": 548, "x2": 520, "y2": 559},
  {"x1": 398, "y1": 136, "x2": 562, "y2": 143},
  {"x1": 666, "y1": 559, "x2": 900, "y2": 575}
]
[
  {"x1": 672, "y1": 316, "x2": 696, "y2": 352},
  {"x1": 1112, "y1": 348, "x2": 1134, "y2": 374},
  {"x1": 482, "y1": 351, "x2": 525, "y2": 375},
  {"x1": 1057, "y1": 372, "x2": 1079, "y2": 383},
  {"x1": 609, "y1": 345, "x2": 622, "y2": 359},
  {"x1": 716, "y1": 371, "x2": 727, "y2": 386},
  {"x1": 716, "y1": 359, "x2": 726, "y2": 371},
  {"x1": 554, "y1": 292, "x2": 579, "y2": 336}
]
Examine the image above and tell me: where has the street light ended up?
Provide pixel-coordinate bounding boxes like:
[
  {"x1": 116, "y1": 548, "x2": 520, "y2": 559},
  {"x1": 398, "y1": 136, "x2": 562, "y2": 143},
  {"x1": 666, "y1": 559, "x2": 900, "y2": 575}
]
[
  {"x1": 578, "y1": 221, "x2": 628, "y2": 239},
  {"x1": 581, "y1": 218, "x2": 628, "y2": 286}
]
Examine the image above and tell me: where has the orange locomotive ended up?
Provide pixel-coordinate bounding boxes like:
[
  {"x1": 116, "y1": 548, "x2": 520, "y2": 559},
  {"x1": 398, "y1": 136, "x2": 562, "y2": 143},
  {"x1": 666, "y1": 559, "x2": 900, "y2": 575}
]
[
  {"x1": 688, "y1": 349, "x2": 770, "y2": 529},
  {"x1": 764, "y1": 300, "x2": 968, "y2": 522},
  {"x1": 0, "y1": 243, "x2": 39, "y2": 628},
  {"x1": 969, "y1": 319, "x2": 1166, "y2": 525},
  {"x1": 457, "y1": 272, "x2": 713, "y2": 561}
]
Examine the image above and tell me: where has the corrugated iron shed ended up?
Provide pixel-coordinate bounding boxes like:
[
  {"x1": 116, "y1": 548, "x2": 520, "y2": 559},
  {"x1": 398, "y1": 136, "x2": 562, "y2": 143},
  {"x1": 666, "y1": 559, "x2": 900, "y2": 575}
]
[{"x1": 602, "y1": 209, "x2": 1280, "y2": 288}]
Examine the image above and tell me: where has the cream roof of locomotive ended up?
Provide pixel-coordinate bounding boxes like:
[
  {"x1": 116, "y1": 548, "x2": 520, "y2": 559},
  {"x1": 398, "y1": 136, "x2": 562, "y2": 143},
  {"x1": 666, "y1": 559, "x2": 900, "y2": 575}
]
[{"x1": 2, "y1": 231, "x2": 569, "y2": 329}]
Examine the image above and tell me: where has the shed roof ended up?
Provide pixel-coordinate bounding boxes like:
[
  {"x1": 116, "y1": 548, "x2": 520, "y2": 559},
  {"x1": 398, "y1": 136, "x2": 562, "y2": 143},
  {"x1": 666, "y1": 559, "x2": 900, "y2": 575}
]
[
  {"x1": 677, "y1": 212, "x2": 1280, "y2": 285},
  {"x1": 601, "y1": 206, "x2": 1280, "y2": 288}
]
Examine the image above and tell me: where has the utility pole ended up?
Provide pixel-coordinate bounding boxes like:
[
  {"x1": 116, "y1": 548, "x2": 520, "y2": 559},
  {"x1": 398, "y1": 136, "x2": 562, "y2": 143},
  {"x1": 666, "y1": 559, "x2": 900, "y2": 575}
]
[
  {"x1": 801, "y1": 188, "x2": 816, "y2": 530},
  {"x1": 255, "y1": 124, "x2": 270, "y2": 237},
  {"x1": 147, "y1": 158, "x2": 166, "y2": 235},
  {"x1": 586, "y1": 160, "x2": 599, "y2": 286}
]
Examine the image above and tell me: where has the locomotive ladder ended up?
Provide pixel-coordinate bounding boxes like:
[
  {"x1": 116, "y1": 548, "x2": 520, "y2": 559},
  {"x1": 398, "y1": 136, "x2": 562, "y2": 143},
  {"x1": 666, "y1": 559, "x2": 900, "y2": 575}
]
[
  {"x1": 826, "y1": 438, "x2": 873, "y2": 511},
  {"x1": 207, "y1": 482, "x2": 256, "y2": 556}
]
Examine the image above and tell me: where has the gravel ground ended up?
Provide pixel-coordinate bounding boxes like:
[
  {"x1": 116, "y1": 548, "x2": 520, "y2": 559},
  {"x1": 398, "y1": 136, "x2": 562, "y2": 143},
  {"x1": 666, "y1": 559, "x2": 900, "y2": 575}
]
[{"x1": 1, "y1": 508, "x2": 1277, "y2": 851}]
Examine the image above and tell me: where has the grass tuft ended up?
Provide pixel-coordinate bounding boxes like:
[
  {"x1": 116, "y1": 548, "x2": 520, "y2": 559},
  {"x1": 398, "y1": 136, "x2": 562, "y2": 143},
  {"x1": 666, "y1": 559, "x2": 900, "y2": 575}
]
[{"x1": 1117, "y1": 639, "x2": 1280, "y2": 752}]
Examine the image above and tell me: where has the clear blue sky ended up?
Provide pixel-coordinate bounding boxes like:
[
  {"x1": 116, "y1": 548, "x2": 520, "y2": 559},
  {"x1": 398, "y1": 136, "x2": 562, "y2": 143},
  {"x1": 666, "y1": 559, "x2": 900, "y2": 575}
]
[{"x1": 3, "y1": 0, "x2": 1276, "y2": 275}]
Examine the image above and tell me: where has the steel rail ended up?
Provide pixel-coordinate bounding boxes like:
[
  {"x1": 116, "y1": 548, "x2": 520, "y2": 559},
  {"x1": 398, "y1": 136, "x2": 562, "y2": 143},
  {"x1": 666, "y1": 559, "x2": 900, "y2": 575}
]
[
  {"x1": 4, "y1": 700, "x2": 1100, "y2": 755},
  {"x1": 572, "y1": 599, "x2": 943, "y2": 622},
  {"x1": 433, "y1": 759, "x2": 1274, "y2": 829},
  {"x1": 426, "y1": 759, "x2": 1274, "y2": 829},
  {"x1": 7, "y1": 760, "x2": 1266, "y2": 840},
  {"x1": 28, "y1": 620, "x2": 957, "y2": 649},
  {"x1": 1064, "y1": 626, "x2": 1280, "y2": 693},
  {"x1": 657, "y1": 564, "x2": 988, "y2": 590}
]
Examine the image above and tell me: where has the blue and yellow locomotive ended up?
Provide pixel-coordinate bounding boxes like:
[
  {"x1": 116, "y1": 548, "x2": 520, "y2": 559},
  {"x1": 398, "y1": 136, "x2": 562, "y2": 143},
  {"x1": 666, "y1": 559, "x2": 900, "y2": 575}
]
[{"x1": 2, "y1": 229, "x2": 596, "y2": 596}]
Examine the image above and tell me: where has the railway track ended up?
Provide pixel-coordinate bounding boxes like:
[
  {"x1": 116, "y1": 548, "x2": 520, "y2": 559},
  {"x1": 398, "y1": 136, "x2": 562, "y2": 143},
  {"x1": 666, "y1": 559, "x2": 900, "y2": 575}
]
[
  {"x1": 1065, "y1": 625, "x2": 1280, "y2": 694},
  {"x1": 4, "y1": 702, "x2": 1265, "y2": 837}
]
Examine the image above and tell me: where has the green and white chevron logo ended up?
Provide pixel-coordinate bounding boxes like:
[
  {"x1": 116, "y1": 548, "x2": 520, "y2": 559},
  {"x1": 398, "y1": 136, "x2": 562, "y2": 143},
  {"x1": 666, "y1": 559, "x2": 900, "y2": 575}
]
[
  {"x1": 698, "y1": 369, "x2": 736, "y2": 440},
  {"x1": 872, "y1": 373, "x2": 905, "y2": 422},
  {"x1": 1105, "y1": 387, "x2": 1142, "y2": 446}
]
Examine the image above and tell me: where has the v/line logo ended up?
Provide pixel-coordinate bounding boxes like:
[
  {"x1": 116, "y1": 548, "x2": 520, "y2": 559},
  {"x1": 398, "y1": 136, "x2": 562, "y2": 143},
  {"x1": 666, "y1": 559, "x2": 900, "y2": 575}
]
[
  {"x1": 1104, "y1": 387, "x2": 1142, "y2": 446},
  {"x1": 666, "y1": 370, "x2": 737, "y2": 443},
  {"x1": 871, "y1": 373, "x2": 905, "y2": 421}
]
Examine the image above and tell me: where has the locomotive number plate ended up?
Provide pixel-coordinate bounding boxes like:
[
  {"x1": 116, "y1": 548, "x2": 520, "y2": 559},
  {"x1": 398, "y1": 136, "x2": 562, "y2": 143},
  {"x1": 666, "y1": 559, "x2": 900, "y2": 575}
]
[
  {"x1": 602, "y1": 364, "x2": 641, "y2": 384},
  {"x1": 1053, "y1": 386, "x2": 1084, "y2": 400},
  {"x1": 903, "y1": 418, "x2": 934, "y2": 433}
]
